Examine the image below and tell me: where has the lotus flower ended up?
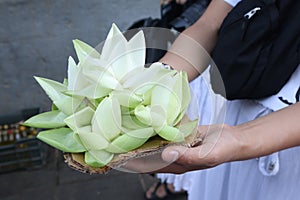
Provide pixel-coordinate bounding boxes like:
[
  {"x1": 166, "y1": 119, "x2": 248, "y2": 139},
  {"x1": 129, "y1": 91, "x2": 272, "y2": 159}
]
[{"x1": 24, "y1": 24, "x2": 197, "y2": 168}]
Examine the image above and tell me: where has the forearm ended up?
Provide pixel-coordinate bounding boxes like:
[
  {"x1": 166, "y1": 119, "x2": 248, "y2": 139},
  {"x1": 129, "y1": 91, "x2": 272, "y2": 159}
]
[
  {"x1": 160, "y1": 0, "x2": 232, "y2": 81},
  {"x1": 235, "y1": 102, "x2": 300, "y2": 160}
]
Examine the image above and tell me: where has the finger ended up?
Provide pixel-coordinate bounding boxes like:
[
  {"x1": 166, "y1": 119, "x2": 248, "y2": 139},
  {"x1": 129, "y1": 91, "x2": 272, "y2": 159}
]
[
  {"x1": 120, "y1": 152, "x2": 172, "y2": 173},
  {"x1": 162, "y1": 145, "x2": 198, "y2": 164},
  {"x1": 162, "y1": 143, "x2": 218, "y2": 168}
]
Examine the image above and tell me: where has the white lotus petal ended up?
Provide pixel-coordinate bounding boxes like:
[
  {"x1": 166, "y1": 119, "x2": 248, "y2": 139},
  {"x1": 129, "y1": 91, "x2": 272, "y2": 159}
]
[
  {"x1": 173, "y1": 72, "x2": 191, "y2": 125},
  {"x1": 101, "y1": 23, "x2": 127, "y2": 61},
  {"x1": 109, "y1": 31, "x2": 146, "y2": 80},
  {"x1": 67, "y1": 56, "x2": 78, "y2": 90},
  {"x1": 111, "y1": 89, "x2": 143, "y2": 108},
  {"x1": 54, "y1": 96, "x2": 84, "y2": 115},
  {"x1": 150, "y1": 105, "x2": 167, "y2": 131},
  {"x1": 118, "y1": 67, "x2": 144, "y2": 84},
  {"x1": 64, "y1": 106, "x2": 95, "y2": 132},
  {"x1": 122, "y1": 63, "x2": 161, "y2": 89},
  {"x1": 65, "y1": 84, "x2": 111, "y2": 99},
  {"x1": 67, "y1": 56, "x2": 91, "y2": 91},
  {"x1": 92, "y1": 96, "x2": 121, "y2": 141},
  {"x1": 127, "y1": 30, "x2": 146, "y2": 65},
  {"x1": 151, "y1": 75, "x2": 181, "y2": 125},
  {"x1": 83, "y1": 67, "x2": 122, "y2": 90},
  {"x1": 73, "y1": 39, "x2": 100, "y2": 62},
  {"x1": 81, "y1": 55, "x2": 111, "y2": 72}
]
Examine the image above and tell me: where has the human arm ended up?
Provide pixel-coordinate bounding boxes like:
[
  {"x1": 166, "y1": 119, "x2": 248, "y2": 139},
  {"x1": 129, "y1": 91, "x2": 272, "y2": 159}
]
[
  {"x1": 159, "y1": 0, "x2": 233, "y2": 81},
  {"x1": 159, "y1": 102, "x2": 300, "y2": 173}
]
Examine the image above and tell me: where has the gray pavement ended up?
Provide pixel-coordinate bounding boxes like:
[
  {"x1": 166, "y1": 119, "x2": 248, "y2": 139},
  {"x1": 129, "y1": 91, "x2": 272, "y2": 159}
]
[{"x1": 0, "y1": 146, "x2": 187, "y2": 200}]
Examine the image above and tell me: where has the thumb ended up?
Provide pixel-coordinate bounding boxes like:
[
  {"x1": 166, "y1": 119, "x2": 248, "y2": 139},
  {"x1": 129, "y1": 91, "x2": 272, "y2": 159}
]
[{"x1": 161, "y1": 145, "x2": 189, "y2": 163}]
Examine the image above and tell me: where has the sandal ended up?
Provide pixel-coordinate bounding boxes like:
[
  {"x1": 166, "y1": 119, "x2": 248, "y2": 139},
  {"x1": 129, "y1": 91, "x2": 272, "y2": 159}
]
[{"x1": 145, "y1": 181, "x2": 187, "y2": 200}]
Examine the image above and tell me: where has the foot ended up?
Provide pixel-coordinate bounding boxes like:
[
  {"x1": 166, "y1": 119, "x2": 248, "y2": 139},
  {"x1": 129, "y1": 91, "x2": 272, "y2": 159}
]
[{"x1": 145, "y1": 181, "x2": 186, "y2": 200}]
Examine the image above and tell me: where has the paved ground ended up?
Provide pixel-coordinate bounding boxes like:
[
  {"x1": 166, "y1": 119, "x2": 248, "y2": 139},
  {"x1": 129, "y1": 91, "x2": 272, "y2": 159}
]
[{"x1": 0, "y1": 143, "x2": 187, "y2": 200}]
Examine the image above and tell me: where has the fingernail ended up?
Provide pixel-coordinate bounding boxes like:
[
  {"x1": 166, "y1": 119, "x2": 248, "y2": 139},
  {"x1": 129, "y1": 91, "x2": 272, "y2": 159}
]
[{"x1": 165, "y1": 150, "x2": 179, "y2": 163}]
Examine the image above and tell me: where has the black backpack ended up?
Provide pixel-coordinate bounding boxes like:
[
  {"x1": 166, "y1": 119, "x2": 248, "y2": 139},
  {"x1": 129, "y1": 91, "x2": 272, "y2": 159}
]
[{"x1": 210, "y1": 0, "x2": 300, "y2": 100}]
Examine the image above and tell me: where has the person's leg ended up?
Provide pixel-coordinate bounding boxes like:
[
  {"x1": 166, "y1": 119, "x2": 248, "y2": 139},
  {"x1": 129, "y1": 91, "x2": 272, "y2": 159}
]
[{"x1": 145, "y1": 176, "x2": 187, "y2": 199}]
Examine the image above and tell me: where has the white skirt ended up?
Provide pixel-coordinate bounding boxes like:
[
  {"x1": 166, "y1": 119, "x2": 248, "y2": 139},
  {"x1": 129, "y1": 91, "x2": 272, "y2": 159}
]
[{"x1": 157, "y1": 67, "x2": 300, "y2": 200}]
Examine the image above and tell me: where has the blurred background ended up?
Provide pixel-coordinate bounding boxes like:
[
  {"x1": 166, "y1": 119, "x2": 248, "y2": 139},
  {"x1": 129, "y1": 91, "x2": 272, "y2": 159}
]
[
  {"x1": 0, "y1": 0, "x2": 180, "y2": 199},
  {"x1": 0, "y1": 0, "x2": 160, "y2": 115}
]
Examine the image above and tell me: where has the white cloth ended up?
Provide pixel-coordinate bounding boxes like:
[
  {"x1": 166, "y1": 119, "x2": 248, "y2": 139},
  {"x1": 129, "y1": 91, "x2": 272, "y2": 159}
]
[
  {"x1": 258, "y1": 65, "x2": 300, "y2": 111},
  {"x1": 157, "y1": 63, "x2": 300, "y2": 199},
  {"x1": 224, "y1": 0, "x2": 241, "y2": 7}
]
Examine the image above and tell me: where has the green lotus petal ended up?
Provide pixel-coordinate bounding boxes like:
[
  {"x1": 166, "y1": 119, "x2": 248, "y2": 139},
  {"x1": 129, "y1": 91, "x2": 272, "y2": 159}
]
[
  {"x1": 151, "y1": 74, "x2": 181, "y2": 125},
  {"x1": 92, "y1": 96, "x2": 121, "y2": 141},
  {"x1": 134, "y1": 105, "x2": 151, "y2": 126},
  {"x1": 121, "y1": 114, "x2": 148, "y2": 130},
  {"x1": 52, "y1": 103, "x2": 59, "y2": 111},
  {"x1": 173, "y1": 71, "x2": 191, "y2": 125},
  {"x1": 64, "y1": 106, "x2": 95, "y2": 131},
  {"x1": 66, "y1": 84, "x2": 111, "y2": 99},
  {"x1": 54, "y1": 96, "x2": 84, "y2": 115},
  {"x1": 180, "y1": 71, "x2": 191, "y2": 111},
  {"x1": 84, "y1": 149, "x2": 114, "y2": 167},
  {"x1": 37, "y1": 128, "x2": 86, "y2": 153},
  {"x1": 23, "y1": 110, "x2": 67, "y2": 129},
  {"x1": 150, "y1": 105, "x2": 167, "y2": 130},
  {"x1": 63, "y1": 78, "x2": 68, "y2": 86},
  {"x1": 34, "y1": 76, "x2": 67, "y2": 102},
  {"x1": 140, "y1": 86, "x2": 154, "y2": 106},
  {"x1": 73, "y1": 39, "x2": 100, "y2": 62},
  {"x1": 122, "y1": 127, "x2": 154, "y2": 139},
  {"x1": 157, "y1": 125, "x2": 185, "y2": 142},
  {"x1": 111, "y1": 90, "x2": 143, "y2": 108},
  {"x1": 120, "y1": 105, "x2": 132, "y2": 115},
  {"x1": 105, "y1": 133, "x2": 148, "y2": 153},
  {"x1": 76, "y1": 126, "x2": 109, "y2": 150}
]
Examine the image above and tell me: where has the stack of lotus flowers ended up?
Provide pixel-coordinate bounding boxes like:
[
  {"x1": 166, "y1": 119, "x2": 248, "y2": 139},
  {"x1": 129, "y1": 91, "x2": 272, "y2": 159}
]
[{"x1": 24, "y1": 24, "x2": 198, "y2": 172}]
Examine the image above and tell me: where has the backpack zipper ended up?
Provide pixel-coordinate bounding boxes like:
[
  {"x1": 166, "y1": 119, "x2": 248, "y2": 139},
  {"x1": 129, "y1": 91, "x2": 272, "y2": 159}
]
[
  {"x1": 244, "y1": 7, "x2": 261, "y2": 19},
  {"x1": 241, "y1": 7, "x2": 261, "y2": 39}
]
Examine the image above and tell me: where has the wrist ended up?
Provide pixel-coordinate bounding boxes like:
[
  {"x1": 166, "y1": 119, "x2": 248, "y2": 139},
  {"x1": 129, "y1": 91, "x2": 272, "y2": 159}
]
[
  {"x1": 233, "y1": 122, "x2": 264, "y2": 161},
  {"x1": 221, "y1": 124, "x2": 251, "y2": 162}
]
